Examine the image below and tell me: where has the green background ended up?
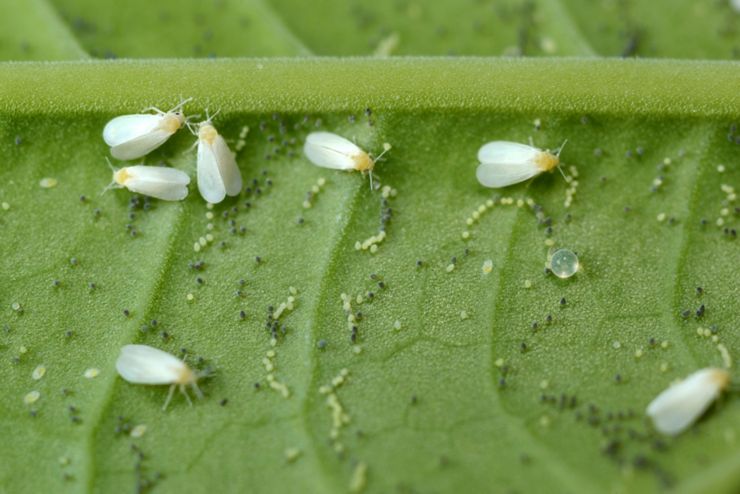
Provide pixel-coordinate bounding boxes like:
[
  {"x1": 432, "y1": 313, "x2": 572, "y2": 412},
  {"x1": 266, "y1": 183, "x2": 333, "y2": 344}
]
[{"x1": 0, "y1": 1, "x2": 739, "y2": 493}]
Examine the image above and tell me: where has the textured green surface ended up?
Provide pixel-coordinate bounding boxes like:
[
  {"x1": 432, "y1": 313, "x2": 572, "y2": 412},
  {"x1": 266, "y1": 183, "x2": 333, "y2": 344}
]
[{"x1": 0, "y1": 1, "x2": 739, "y2": 494}]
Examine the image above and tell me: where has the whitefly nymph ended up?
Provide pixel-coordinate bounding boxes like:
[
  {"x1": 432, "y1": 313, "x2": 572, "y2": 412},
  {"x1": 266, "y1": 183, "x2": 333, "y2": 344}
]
[
  {"x1": 116, "y1": 344, "x2": 205, "y2": 410},
  {"x1": 646, "y1": 367, "x2": 730, "y2": 435},
  {"x1": 103, "y1": 98, "x2": 192, "y2": 161},
  {"x1": 476, "y1": 140, "x2": 567, "y2": 188},
  {"x1": 303, "y1": 131, "x2": 391, "y2": 188}
]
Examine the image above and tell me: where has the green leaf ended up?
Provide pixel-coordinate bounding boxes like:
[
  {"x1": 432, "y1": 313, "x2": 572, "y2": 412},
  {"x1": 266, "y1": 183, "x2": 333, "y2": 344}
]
[
  {"x1": 45, "y1": 0, "x2": 310, "y2": 58},
  {"x1": 1, "y1": 0, "x2": 740, "y2": 493},
  {"x1": 0, "y1": 0, "x2": 88, "y2": 61},
  {"x1": 13, "y1": 0, "x2": 735, "y2": 59},
  {"x1": 1, "y1": 58, "x2": 739, "y2": 494}
]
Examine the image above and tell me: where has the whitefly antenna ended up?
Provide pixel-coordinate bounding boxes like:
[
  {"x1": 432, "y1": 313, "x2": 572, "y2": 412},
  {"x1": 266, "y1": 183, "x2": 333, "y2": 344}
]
[
  {"x1": 204, "y1": 108, "x2": 222, "y2": 123},
  {"x1": 185, "y1": 118, "x2": 200, "y2": 136},
  {"x1": 172, "y1": 96, "x2": 194, "y2": 113},
  {"x1": 184, "y1": 116, "x2": 204, "y2": 153},
  {"x1": 184, "y1": 113, "x2": 202, "y2": 133},
  {"x1": 146, "y1": 96, "x2": 193, "y2": 115},
  {"x1": 555, "y1": 139, "x2": 569, "y2": 181},
  {"x1": 369, "y1": 142, "x2": 392, "y2": 191},
  {"x1": 556, "y1": 139, "x2": 568, "y2": 157},
  {"x1": 100, "y1": 157, "x2": 119, "y2": 195},
  {"x1": 374, "y1": 142, "x2": 392, "y2": 162}
]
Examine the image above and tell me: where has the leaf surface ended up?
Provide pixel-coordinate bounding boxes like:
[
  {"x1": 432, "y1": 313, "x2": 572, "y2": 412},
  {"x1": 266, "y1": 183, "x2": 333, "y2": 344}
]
[{"x1": 0, "y1": 2, "x2": 739, "y2": 494}]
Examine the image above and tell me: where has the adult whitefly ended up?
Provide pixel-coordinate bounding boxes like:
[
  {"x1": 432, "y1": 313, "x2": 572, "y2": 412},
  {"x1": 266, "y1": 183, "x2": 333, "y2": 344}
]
[
  {"x1": 103, "y1": 98, "x2": 192, "y2": 160},
  {"x1": 107, "y1": 161, "x2": 190, "y2": 201},
  {"x1": 646, "y1": 367, "x2": 730, "y2": 435},
  {"x1": 303, "y1": 131, "x2": 390, "y2": 187},
  {"x1": 476, "y1": 140, "x2": 566, "y2": 188},
  {"x1": 116, "y1": 344, "x2": 204, "y2": 410},
  {"x1": 196, "y1": 118, "x2": 242, "y2": 204}
]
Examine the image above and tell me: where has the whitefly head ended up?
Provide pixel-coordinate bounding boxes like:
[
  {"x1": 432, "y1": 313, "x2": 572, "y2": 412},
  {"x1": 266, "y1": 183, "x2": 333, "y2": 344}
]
[
  {"x1": 533, "y1": 149, "x2": 559, "y2": 172},
  {"x1": 534, "y1": 139, "x2": 567, "y2": 173},
  {"x1": 193, "y1": 109, "x2": 222, "y2": 142},
  {"x1": 349, "y1": 141, "x2": 391, "y2": 176},
  {"x1": 160, "y1": 111, "x2": 186, "y2": 134},
  {"x1": 113, "y1": 167, "x2": 132, "y2": 187},
  {"x1": 155, "y1": 97, "x2": 193, "y2": 133},
  {"x1": 198, "y1": 121, "x2": 219, "y2": 145},
  {"x1": 102, "y1": 157, "x2": 127, "y2": 192}
]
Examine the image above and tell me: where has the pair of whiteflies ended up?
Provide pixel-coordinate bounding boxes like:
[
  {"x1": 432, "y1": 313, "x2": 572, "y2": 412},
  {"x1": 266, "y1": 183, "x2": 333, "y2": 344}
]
[
  {"x1": 117, "y1": 343, "x2": 733, "y2": 436},
  {"x1": 103, "y1": 99, "x2": 242, "y2": 204},
  {"x1": 479, "y1": 142, "x2": 735, "y2": 436},
  {"x1": 305, "y1": 135, "x2": 567, "y2": 190},
  {"x1": 304, "y1": 135, "x2": 566, "y2": 189}
]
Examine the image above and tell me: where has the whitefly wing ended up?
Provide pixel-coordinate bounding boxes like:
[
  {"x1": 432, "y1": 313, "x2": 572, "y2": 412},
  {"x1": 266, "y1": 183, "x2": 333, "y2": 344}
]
[
  {"x1": 124, "y1": 165, "x2": 190, "y2": 201},
  {"x1": 304, "y1": 132, "x2": 361, "y2": 170},
  {"x1": 476, "y1": 161, "x2": 542, "y2": 188},
  {"x1": 103, "y1": 114, "x2": 162, "y2": 147},
  {"x1": 197, "y1": 140, "x2": 227, "y2": 203},
  {"x1": 477, "y1": 141, "x2": 539, "y2": 165},
  {"x1": 116, "y1": 344, "x2": 185, "y2": 385},
  {"x1": 212, "y1": 134, "x2": 242, "y2": 196},
  {"x1": 476, "y1": 141, "x2": 542, "y2": 188},
  {"x1": 104, "y1": 113, "x2": 181, "y2": 160},
  {"x1": 110, "y1": 128, "x2": 175, "y2": 161}
]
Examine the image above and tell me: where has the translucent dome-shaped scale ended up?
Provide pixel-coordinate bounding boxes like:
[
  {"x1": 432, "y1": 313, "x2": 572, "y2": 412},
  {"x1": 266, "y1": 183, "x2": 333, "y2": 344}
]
[{"x1": 549, "y1": 249, "x2": 579, "y2": 279}]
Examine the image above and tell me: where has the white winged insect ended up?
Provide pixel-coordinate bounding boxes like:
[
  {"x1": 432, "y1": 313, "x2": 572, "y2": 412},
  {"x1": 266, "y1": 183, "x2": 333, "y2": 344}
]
[
  {"x1": 303, "y1": 132, "x2": 391, "y2": 189},
  {"x1": 646, "y1": 367, "x2": 730, "y2": 436},
  {"x1": 105, "y1": 158, "x2": 190, "y2": 201},
  {"x1": 193, "y1": 113, "x2": 243, "y2": 204},
  {"x1": 116, "y1": 344, "x2": 205, "y2": 411},
  {"x1": 476, "y1": 140, "x2": 567, "y2": 188},
  {"x1": 103, "y1": 98, "x2": 192, "y2": 161}
]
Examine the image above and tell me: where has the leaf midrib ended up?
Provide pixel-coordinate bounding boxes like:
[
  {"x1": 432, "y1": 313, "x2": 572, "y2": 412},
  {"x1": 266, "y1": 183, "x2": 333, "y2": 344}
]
[
  {"x1": 80, "y1": 202, "x2": 190, "y2": 492},
  {"x1": 299, "y1": 179, "x2": 367, "y2": 494},
  {"x1": 0, "y1": 59, "x2": 738, "y2": 119},
  {"x1": 485, "y1": 206, "x2": 602, "y2": 493}
]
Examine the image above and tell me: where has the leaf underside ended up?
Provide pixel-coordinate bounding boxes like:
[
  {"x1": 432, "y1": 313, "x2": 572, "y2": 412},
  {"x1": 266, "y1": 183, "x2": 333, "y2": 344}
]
[{"x1": 0, "y1": 1, "x2": 739, "y2": 494}]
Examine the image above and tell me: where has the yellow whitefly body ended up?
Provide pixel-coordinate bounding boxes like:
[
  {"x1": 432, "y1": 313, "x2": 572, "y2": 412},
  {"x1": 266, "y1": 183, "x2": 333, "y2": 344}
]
[
  {"x1": 534, "y1": 150, "x2": 559, "y2": 172},
  {"x1": 198, "y1": 122, "x2": 219, "y2": 145},
  {"x1": 175, "y1": 365, "x2": 197, "y2": 386},
  {"x1": 352, "y1": 151, "x2": 374, "y2": 172},
  {"x1": 113, "y1": 168, "x2": 132, "y2": 186},
  {"x1": 161, "y1": 112, "x2": 185, "y2": 133}
]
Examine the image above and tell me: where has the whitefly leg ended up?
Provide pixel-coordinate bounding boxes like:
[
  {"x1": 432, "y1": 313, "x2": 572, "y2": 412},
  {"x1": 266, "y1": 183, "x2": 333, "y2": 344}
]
[
  {"x1": 162, "y1": 383, "x2": 176, "y2": 411},
  {"x1": 181, "y1": 384, "x2": 194, "y2": 406},
  {"x1": 192, "y1": 382, "x2": 204, "y2": 400}
]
